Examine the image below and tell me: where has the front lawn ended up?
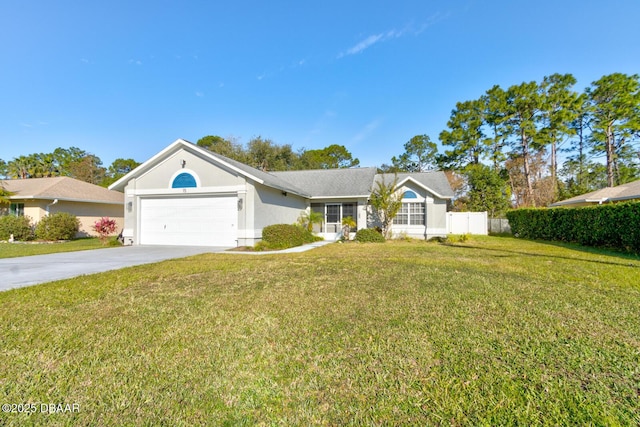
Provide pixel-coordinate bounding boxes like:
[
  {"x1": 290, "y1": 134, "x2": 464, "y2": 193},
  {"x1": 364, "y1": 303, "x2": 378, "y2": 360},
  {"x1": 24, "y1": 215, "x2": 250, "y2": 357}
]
[
  {"x1": 1, "y1": 237, "x2": 639, "y2": 425},
  {"x1": 0, "y1": 238, "x2": 113, "y2": 259}
]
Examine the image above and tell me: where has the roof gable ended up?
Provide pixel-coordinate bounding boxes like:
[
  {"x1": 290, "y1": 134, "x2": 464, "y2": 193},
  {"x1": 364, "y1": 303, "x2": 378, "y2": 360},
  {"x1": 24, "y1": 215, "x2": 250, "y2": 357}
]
[
  {"x1": 376, "y1": 172, "x2": 454, "y2": 199},
  {"x1": 108, "y1": 139, "x2": 311, "y2": 197}
]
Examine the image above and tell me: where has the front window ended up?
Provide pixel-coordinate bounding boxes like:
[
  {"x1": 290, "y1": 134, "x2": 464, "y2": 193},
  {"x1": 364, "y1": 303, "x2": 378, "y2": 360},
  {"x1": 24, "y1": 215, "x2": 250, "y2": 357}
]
[
  {"x1": 410, "y1": 203, "x2": 425, "y2": 225},
  {"x1": 393, "y1": 202, "x2": 424, "y2": 225},
  {"x1": 342, "y1": 203, "x2": 356, "y2": 225},
  {"x1": 394, "y1": 204, "x2": 408, "y2": 225},
  {"x1": 10, "y1": 203, "x2": 24, "y2": 216}
]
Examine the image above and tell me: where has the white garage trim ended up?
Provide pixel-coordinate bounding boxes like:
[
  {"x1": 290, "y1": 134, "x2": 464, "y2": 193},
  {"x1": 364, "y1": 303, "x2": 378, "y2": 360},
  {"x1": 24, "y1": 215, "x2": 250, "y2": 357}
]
[{"x1": 139, "y1": 195, "x2": 237, "y2": 246}]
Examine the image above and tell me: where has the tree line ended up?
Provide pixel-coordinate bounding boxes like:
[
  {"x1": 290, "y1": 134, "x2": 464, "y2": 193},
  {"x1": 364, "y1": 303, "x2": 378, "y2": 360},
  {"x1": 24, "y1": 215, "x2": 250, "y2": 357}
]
[
  {"x1": 194, "y1": 135, "x2": 360, "y2": 170},
  {"x1": 435, "y1": 72, "x2": 640, "y2": 214},
  {"x1": 0, "y1": 148, "x2": 140, "y2": 187},
  {"x1": 0, "y1": 137, "x2": 361, "y2": 187}
]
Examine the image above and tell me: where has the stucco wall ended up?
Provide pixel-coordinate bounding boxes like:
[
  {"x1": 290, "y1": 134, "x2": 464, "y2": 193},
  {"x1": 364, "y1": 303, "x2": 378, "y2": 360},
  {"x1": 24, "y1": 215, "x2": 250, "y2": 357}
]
[
  {"x1": 253, "y1": 184, "x2": 307, "y2": 231},
  {"x1": 50, "y1": 201, "x2": 124, "y2": 237},
  {"x1": 134, "y1": 149, "x2": 244, "y2": 190}
]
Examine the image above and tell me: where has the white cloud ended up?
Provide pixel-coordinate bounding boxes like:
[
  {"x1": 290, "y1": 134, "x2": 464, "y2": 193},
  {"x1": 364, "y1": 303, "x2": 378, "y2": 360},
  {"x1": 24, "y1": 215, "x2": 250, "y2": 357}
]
[
  {"x1": 129, "y1": 59, "x2": 142, "y2": 65},
  {"x1": 338, "y1": 33, "x2": 384, "y2": 58},
  {"x1": 195, "y1": 91, "x2": 204, "y2": 97},
  {"x1": 338, "y1": 14, "x2": 448, "y2": 59}
]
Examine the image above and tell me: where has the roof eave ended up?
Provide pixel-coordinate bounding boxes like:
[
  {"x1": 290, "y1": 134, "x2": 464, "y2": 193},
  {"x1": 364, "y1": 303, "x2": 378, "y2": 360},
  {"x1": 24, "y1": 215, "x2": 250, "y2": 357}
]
[
  {"x1": 309, "y1": 194, "x2": 371, "y2": 200},
  {"x1": 8, "y1": 195, "x2": 123, "y2": 205}
]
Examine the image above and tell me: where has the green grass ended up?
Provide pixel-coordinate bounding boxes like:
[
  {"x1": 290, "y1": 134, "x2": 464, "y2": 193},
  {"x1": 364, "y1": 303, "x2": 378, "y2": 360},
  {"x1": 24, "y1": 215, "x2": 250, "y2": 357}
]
[
  {"x1": 0, "y1": 238, "x2": 113, "y2": 259},
  {"x1": 1, "y1": 236, "x2": 639, "y2": 425}
]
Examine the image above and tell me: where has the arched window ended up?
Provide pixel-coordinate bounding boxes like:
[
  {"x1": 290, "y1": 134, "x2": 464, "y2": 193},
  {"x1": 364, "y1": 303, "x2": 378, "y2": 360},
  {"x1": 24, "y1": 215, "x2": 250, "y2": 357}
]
[
  {"x1": 403, "y1": 190, "x2": 418, "y2": 199},
  {"x1": 172, "y1": 172, "x2": 197, "y2": 188}
]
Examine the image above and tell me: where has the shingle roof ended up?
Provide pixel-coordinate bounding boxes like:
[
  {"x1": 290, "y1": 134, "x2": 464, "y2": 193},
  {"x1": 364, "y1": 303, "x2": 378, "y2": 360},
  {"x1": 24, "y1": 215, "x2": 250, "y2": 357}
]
[
  {"x1": 2, "y1": 177, "x2": 124, "y2": 204},
  {"x1": 272, "y1": 167, "x2": 378, "y2": 198},
  {"x1": 376, "y1": 172, "x2": 454, "y2": 199},
  {"x1": 550, "y1": 179, "x2": 640, "y2": 206},
  {"x1": 202, "y1": 149, "x2": 312, "y2": 197}
]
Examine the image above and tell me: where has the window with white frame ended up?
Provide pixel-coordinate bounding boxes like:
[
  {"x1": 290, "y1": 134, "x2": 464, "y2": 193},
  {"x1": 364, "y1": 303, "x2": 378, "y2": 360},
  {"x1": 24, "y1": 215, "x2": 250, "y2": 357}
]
[
  {"x1": 393, "y1": 189, "x2": 425, "y2": 226},
  {"x1": 409, "y1": 203, "x2": 425, "y2": 225},
  {"x1": 326, "y1": 204, "x2": 340, "y2": 223}
]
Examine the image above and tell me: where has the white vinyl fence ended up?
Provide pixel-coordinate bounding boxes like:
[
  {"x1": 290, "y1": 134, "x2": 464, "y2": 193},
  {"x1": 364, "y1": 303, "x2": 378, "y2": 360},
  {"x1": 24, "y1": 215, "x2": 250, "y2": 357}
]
[{"x1": 447, "y1": 212, "x2": 488, "y2": 235}]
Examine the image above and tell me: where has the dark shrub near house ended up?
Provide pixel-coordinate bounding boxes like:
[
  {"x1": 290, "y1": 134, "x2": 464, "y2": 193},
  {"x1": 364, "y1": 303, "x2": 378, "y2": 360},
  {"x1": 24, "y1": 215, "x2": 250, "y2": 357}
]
[
  {"x1": 355, "y1": 228, "x2": 386, "y2": 243},
  {"x1": 0, "y1": 215, "x2": 34, "y2": 241},
  {"x1": 259, "y1": 224, "x2": 321, "y2": 250},
  {"x1": 35, "y1": 212, "x2": 80, "y2": 241}
]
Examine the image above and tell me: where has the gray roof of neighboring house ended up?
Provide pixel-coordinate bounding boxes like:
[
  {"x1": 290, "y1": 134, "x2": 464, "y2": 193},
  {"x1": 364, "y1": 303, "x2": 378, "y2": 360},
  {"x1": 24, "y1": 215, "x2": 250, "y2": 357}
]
[
  {"x1": 550, "y1": 179, "x2": 640, "y2": 207},
  {"x1": 2, "y1": 177, "x2": 124, "y2": 204},
  {"x1": 376, "y1": 172, "x2": 455, "y2": 199},
  {"x1": 272, "y1": 167, "x2": 379, "y2": 198}
]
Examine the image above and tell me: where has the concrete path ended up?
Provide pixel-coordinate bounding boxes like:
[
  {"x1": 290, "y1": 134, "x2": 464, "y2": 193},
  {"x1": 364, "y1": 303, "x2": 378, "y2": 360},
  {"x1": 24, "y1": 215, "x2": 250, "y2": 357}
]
[{"x1": 0, "y1": 246, "x2": 229, "y2": 292}]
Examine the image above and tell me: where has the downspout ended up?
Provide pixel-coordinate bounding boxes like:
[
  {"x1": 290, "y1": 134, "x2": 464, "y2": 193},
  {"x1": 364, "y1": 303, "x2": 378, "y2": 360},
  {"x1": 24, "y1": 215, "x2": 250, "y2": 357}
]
[{"x1": 46, "y1": 199, "x2": 58, "y2": 215}]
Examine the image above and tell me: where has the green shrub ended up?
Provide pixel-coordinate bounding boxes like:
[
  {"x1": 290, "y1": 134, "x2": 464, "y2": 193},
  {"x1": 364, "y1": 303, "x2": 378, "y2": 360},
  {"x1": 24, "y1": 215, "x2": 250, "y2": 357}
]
[
  {"x1": 355, "y1": 228, "x2": 386, "y2": 243},
  {"x1": 506, "y1": 202, "x2": 640, "y2": 253},
  {"x1": 0, "y1": 215, "x2": 34, "y2": 241},
  {"x1": 35, "y1": 212, "x2": 80, "y2": 241},
  {"x1": 260, "y1": 224, "x2": 322, "y2": 250}
]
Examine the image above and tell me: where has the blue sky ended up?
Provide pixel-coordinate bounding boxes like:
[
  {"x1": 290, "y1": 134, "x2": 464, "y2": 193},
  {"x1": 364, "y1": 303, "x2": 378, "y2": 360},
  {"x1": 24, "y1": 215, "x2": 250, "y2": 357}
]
[{"x1": 2, "y1": 0, "x2": 639, "y2": 169}]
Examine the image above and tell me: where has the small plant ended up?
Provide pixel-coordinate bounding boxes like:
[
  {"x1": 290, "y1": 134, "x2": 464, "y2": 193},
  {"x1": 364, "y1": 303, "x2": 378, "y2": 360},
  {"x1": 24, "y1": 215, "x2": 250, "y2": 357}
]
[
  {"x1": 450, "y1": 233, "x2": 471, "y2": 243},
  {"x1": 35, "y1": 212, "x2": 80, "y2": 241},
  {"x1": 0, "y1": 215, "x2": 34, "y2": 241},
  {"x1": 92, "y1": 217, "x2": 118, "y2": 244},
  {"x1": 355, "y1": 228, "x2": 386, "y2": 243},
  {"x1": 341, "y1": 216, "x2": 356, "y2": 240},
  {"x1": 298, "y1": 210, "x2": 324, "y2": 232}
]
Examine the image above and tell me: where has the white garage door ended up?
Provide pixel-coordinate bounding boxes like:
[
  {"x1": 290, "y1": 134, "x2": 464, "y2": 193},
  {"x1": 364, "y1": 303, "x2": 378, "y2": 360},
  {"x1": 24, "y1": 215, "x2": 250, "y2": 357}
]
[{"x1": 140, "y1": 196, "x2": 237, "y2": 246}]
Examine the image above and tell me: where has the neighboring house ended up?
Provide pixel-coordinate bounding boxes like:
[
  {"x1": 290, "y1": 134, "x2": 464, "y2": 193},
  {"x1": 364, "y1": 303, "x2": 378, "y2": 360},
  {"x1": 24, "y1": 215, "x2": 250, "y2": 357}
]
[
  {"x1": 550, "y1": 179, "x2": 640, "y2": 207},
  {"x1": 0, "y1": 177, "x2": 124, "y2": 237},
  {"x1": 108, "y1": 139, "x2": 454, "y2": 246}
]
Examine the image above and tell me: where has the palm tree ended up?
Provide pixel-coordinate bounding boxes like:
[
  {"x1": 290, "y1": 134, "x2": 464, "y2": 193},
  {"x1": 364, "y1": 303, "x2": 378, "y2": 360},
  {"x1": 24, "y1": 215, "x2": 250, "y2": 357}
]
[
  {"x1": 7, "y1": 156, "x2": 31, "y2": 179},
  {"x1": 299, "y1": 210, "x2": 324, "y2": 232},
  {"x1": 341, "y1": 216, "x2": 356, "y2": 240},
  {"x1": 0, "y1": 183, "x2": 13, "y2": 205}
]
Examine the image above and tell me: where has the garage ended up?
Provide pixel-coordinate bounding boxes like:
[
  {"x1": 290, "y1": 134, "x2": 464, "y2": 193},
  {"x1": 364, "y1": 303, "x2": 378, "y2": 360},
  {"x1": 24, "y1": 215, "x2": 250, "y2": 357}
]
[{"x1": 139, "y1": 196, "x2": 237, "y2": 246}]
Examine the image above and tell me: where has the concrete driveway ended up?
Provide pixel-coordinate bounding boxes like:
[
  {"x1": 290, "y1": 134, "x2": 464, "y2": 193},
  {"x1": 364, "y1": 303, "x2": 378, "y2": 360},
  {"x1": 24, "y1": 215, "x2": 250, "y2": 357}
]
[{"x1": 0, "y1": 246, "x2": 230, "y2": 292}]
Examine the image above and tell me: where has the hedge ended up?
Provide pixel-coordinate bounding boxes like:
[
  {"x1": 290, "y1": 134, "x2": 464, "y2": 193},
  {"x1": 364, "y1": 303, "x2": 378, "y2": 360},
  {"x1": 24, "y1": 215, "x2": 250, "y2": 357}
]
[
  {"x1": 259, "y1": 224, "x2": 322, "y2": 250},
  {"x1": 355, "y1": 228, "x2": 386, "y2": 243},
  {"x1": 0, "y1": 215, "x2": 34, "y2": 241},
  {"x1": 506, "y1": 202, "x2": 640, "y2": 253},
  {"x1": 35, "y1": 212, "x2": 80, "y2": 241}
]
